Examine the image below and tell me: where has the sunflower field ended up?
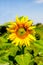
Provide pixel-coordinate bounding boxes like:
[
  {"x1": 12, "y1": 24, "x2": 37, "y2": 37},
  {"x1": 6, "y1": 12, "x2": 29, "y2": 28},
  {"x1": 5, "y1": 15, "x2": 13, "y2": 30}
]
[{"x1": 0, "y1": 16, "x2": 43, "y2": 65}]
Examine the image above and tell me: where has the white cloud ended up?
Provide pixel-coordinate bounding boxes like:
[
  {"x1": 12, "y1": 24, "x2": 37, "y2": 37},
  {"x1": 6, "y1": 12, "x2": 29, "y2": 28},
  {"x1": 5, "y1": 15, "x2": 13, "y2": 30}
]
[{"x1": 35, "y1": 0, "x2": 43, "y2": 3}]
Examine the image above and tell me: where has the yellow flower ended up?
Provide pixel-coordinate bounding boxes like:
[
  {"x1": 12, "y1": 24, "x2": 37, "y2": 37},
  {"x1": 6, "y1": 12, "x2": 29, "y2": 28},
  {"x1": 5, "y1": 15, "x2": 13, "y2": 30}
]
[{"x1": 7, "y1": 16, "x2": 36, "y2": 46}]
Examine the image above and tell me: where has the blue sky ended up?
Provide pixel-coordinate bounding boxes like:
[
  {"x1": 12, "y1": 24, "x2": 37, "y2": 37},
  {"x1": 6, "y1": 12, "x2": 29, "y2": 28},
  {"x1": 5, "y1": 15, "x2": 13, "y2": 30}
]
[{"x1": 0, "y1": 0, "x2": 43, "y2": 24}]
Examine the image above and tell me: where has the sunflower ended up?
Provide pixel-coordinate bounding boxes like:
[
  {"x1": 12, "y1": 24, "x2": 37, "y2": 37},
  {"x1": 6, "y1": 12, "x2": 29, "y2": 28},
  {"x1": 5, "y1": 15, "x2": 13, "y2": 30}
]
[{"x1": 7, "y1": 16, "x2": 36, "y2": 46}]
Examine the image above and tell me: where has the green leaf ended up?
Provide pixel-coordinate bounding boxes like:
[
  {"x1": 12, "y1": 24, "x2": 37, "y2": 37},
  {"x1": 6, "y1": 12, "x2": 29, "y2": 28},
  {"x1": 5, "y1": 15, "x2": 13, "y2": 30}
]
[
  {"x1": 0, "y1": 63, "x2": 9, "y2": 65},
  {"x1": 38, "y1": 61, "x2": 43, "y2": 65},
  {"x1": 8, "y1": 45, "x2": 19, "y2": 56},
  {"x1": 29, "y1": 61, "x2": 34, "y2": 65},
  {"x1": 0, "y1": 56, "x2": 9, "y2": 64},
  {"x1": 15, "y1": 53, "x2": 32, "y2": 65},
  {"x1": 34, "y1": 40, "x2": 43, "y2": 50}
]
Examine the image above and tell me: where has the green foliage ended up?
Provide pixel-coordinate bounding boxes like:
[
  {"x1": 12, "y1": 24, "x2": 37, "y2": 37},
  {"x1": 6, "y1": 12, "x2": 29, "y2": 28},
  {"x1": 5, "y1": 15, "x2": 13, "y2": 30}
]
[{"x1": 0, "y1": 24, "x2": 43, "y2": 65}]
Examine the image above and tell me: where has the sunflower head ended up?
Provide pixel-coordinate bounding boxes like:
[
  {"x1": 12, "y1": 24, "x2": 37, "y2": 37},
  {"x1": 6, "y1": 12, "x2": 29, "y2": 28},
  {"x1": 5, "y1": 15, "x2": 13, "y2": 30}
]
[{"x1": 7, "y1": 16, "x2": 36, "y2": 46}]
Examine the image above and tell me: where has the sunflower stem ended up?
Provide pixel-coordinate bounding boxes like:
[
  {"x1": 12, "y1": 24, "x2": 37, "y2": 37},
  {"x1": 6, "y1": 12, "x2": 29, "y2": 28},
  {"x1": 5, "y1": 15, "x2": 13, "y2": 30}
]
[{"x1": 21, "y1": 45, "x2": 26, "y2": 54}]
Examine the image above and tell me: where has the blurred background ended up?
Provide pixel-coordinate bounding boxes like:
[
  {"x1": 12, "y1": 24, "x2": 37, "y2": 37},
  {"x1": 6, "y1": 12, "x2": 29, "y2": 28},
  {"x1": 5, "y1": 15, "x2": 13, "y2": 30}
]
[{"x1": 0, "y1": 0, "x2": 43, "y2": 24}]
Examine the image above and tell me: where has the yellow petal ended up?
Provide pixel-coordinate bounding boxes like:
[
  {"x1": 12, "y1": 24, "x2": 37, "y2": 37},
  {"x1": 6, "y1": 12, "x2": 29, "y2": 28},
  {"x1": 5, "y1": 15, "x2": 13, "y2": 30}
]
[
  {"x1": 28, "y1": 26, "x2": 36, "y2": 30},
  {"x1": 20, "y1": 40, "x2": 23, "y2": 46},
  {"x1": 7, "y1": 28, "x2": 14, "y2": 32},
  {"x1": 28, "y1": 20, "x2": 33, "y2": 26},
  {"x1": 7, "y1": 28, "x2": 15, "y2": 33},
  {"x1": 25, "y1": 16, "x2": 28, "y2": 22},
  {"x1": 8, "y1": 22, "x2": 16, "y2": 28},
  {"x1": 6, "y1": 28, "x2": 10, "y2": 32},
  {"x1": 12, "y1": 38, "x2": 20, "y2": 44},
  {"x1": 23, "y1": 39, "x2": 27, "y2": 46},
  {"x1": 29, "y1": 34, "x2": 36, "y2": 41},
  {"x1": 12, "y1": 41, "x2": 19, "y2": 46},
  {"x1": 6, "y1": 23, "x2": 17, "y2": 32},
  {"x1": 8, "y1": 33, "x2": 16, "y2": 39},
  {"x1": 15, "y1": 42, "x2": 19, "y2": 46},
  {"x1": 9, "y1": 30, "x2": 15, "y2": 33},
  {"x1": 12, "y1": 40, "x2": 15, "y2": 44},
  {"x1": 15, "y1": 40, "x2": 19, "y2": 46},
  {"x1": 25, "y1": 20, "x2": 33, "y2": 28},
  {"x1": 16, "y1": 16, "x2": 20, "y2": 24},
  {"x1": 24, "y1": 37, "x2": 30, "y2": 46},
  {"x1": 26, "y1": 41, "x2": 30, "y2": 46},
  {"x1": 21, "y1": 17, "x2": 25, "y2": 23},
  {"x1": 9, "y1": 35, "x2": 16, "y2": 40}
]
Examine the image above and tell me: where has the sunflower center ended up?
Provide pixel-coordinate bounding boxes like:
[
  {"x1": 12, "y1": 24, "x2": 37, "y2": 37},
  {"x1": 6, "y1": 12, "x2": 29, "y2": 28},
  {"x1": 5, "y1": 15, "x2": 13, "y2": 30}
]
[{"x1": 17, "y1": 28, "x2": 26, "y2": 36}]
